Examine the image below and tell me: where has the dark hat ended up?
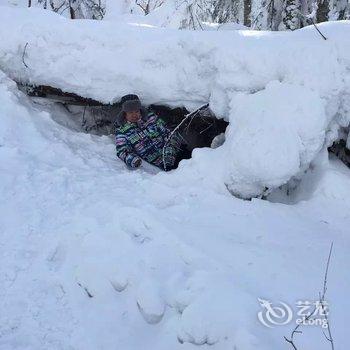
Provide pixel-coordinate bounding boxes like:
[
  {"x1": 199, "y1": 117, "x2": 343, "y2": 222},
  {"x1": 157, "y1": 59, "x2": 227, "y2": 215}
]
[
  {"x1": 122, "y1": 99, "x2": 142, "y2": 113},
  {"x1": 120, "y1": 94, "x2": 140, "y2": 104},
  {"x1": 115, "y1": 94, "x2": 143, "y2": 127}
]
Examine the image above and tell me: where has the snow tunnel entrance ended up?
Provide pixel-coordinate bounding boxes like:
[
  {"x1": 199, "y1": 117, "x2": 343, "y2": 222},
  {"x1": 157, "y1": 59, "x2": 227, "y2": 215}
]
[{"x1": 23, "y1": 84, "x2": 228, "y2": 167}]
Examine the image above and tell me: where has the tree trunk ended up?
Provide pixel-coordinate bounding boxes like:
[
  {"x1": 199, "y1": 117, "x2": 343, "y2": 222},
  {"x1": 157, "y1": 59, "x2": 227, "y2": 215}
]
[
  {"x1": 244, "y1": 0, "x2": 252, "y2": 27},
  {"x1": 316, "y1": 0, "x2": 330, "y2": 23},
  {"x1": 68, "y1": 0, "x2": 76, "y2": 19}
]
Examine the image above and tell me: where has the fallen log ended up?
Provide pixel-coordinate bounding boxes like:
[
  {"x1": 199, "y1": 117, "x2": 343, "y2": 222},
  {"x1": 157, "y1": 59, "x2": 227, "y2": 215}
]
[{"x1": 19, "y1": 83, "x2": 104, "y2": 106}]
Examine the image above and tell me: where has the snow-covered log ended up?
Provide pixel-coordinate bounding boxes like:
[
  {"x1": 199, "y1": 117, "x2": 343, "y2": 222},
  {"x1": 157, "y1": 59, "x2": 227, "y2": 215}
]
[
  {"x1": 1, "y1": 7, "x2": 350, "y2": 198},
  {"x1": 21, "y1": 84, "x2": 105, "y2": 106}
]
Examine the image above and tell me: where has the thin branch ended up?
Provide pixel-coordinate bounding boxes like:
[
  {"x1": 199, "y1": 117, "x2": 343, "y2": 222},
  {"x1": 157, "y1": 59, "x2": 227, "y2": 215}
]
[
  {"x1": 199, "y1": 122, "x2": 213, "y2": 134},
  {"x1": 284, "y1": 242, "x2": 334, "y2": 350},
  {"x1": 59, "y1": 5, "x2": 70, "y2": 14},
  {"x1": 162, "y1": 103, "x2": 209, "y2": 170},
  {"x1": 319, "y1": 242, "x2": 335, "y2": 350},
  {"x1": 321, "y1": 242, "x2": 333, "y2": 298},
  {"x1": 322, "y1": 328, "x2": 331, "y2": 342},
  {"x1": 135, "y1": 0, "x2": 149, "y2": 15},
  {"x1": 310, "y1": 19, "x2": 327, "y2": 40},
  {"x1": 77, "y1": 282, "x2": 93, "y2": 298},
  {"x1": 324, "y1": 311, "x2": 335, "y2": 350},
  {"x1": 51, "y1": 1, "x2": 65, "y2": 12},
  {"x1": 183, "y1": 112, "x2": 196, "y2": 133},
  {"x1": 22, "y1": 42, "x2": 29, "y2": 69},
  {"x1": 284, "y1": 336, "x2": 298, "y2": 350},
  {"x1": 299, "y1": 11, "x2": 327, "y2": 40}
]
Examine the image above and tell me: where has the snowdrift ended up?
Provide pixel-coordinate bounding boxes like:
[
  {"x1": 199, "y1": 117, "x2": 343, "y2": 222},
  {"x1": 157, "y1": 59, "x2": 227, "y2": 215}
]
[
  {"x1": 1, "y1": 69, "x2": 350, "y2": 350},
  {"x1": 1, "y1": 7, "x2": 350, "y2": 197},
  {"x1": 1, "y1": 18, "x2": 350, "y2": 350}
]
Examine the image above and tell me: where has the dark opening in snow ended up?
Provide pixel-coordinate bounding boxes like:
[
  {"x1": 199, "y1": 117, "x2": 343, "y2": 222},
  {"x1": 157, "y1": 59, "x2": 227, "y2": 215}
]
[
  {"x1": 329, "y1": 138, "x2": 350, "y2": 168},
  {"x1": 148, "y1": 104, "x2": 228, "y2": 151},
  {"x1": 22, "y1": 83, "x2": 228, "y2": 164}
]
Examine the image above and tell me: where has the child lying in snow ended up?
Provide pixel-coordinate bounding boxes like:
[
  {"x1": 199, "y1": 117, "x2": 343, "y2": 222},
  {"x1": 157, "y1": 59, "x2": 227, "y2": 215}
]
[{"x1": 115, "y1": 94, "x2": 183, "y2": 171}]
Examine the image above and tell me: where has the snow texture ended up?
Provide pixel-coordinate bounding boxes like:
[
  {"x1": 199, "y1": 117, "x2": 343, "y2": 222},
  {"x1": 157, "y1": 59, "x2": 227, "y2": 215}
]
[
  {"x1": 1, "y1": 7, "x2": 350, "y2": 198},
  {"x1": 0, "y1": 9, "x2": 350, "y2": 349}
]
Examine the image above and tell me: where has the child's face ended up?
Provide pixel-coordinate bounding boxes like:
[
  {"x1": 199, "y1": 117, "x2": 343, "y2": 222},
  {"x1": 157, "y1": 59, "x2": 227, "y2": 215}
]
[{"x1": 125, "y1": 110, "x2": 141, "y2": 123}]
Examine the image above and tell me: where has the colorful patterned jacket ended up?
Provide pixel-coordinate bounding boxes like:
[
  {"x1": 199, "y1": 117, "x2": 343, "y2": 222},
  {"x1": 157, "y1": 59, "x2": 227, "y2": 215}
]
[{"x1": 115, "y1": 112, "x2": 182, "y2": 170}]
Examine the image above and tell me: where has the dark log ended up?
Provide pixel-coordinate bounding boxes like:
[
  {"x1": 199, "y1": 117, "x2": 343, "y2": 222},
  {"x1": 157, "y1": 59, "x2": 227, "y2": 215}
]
[{"x1": 19, "y1": 83, "x2": 105, "y2": 106}]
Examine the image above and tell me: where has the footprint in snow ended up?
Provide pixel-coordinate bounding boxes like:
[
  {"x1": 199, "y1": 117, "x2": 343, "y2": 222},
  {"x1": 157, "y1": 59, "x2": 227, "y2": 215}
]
[
  {"x1": 46, "y1": 243, "x2": 66, "y2": 271},
  {"x1": 136, "y1": 280, "x2": 165, "y2": 324},
  {"x1": 110, "y1": 273, "x2": 128, "y2": 292},
  {"x1": 177, "y1": 287, "x2": 257, "y2": 347},
  {"x1": 119, "y1": 210, "x2": 155, "y2": 244}
]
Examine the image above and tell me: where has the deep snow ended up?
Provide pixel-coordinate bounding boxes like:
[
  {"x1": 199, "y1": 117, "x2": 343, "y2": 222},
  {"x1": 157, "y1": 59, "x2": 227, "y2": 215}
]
[
  {"x1": 0, "y1": 64, "x2": 349, "y2": 350},
  {"x1": 1, "y1": 7, "x2": 350, "y2": 197},
  {"x1": 0, "y1": 7, "x2": 350, "y2": 350}
]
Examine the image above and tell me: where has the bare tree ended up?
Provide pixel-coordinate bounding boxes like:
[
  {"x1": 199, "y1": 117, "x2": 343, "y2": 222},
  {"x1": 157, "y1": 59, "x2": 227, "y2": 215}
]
[{"x1": 136, "y1": 0, "x2": 164, "y2": 15}]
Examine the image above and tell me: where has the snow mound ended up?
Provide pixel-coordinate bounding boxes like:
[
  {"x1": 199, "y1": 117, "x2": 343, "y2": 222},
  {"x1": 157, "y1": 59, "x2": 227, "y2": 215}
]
[
  {"x1": 1, "y1": 67, "x2": 350, "y2": 349},
  {"x1": 0, "y1": 7, "x2": 350, "y2": 197},
  {"x1": 223, "y1": 82, "x2": 329, "y2": 198}
]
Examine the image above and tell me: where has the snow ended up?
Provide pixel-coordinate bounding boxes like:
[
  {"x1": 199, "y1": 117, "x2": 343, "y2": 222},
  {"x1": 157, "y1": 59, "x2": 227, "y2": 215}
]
[
  {"x1": 0, "y1": 7, "x2": 350, "y2": 197},
  {"x1": 222, "y1": 82, "x2": 329, "y2": 197},
  {"x1": 0, "y1": 7, "x2": 350, "y2": 349},
  {"x1": 0, "y1": 66, "x2": 350, "y2": 349}
]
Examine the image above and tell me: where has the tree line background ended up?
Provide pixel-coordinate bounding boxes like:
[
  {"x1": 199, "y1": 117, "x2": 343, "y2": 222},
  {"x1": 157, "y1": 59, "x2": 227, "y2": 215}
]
[{"x1": 27, "y1": 0, "x2": 349, "y2": 30}]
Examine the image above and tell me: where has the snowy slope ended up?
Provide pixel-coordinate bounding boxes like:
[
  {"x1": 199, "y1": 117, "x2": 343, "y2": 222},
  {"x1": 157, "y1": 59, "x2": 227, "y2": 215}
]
[
  {"x1": 1, "y1": 62, "x2": 350, "y2": 350},
  {"x1": 1, "y1": 8, "x2": 350, "y2": 349}
]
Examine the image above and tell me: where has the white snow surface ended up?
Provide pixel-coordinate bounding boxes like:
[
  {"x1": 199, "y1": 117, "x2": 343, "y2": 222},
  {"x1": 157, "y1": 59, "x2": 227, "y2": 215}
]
[
  {"x1": 1, "y1": 8, "x2": 350, "y2": 197},
  {"x1": 0, "y1": 59, "x2": 350, "y2": 349},
  {"x1": 0, "y1": 9, "x2": 350, "y2": 349}
]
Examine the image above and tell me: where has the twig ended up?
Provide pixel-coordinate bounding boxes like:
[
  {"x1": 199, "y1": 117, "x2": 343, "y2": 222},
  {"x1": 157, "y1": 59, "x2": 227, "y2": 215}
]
[
  {"x1": 299, "y1": 11, "x2": 327, "y2": 41},
  {"x1": 199, "y1": 122, "x2": 213, "y2": 134},
  {"x1": 77, "y1": 282, "x2": 93, "y2": 298},
  {"x1": 59, "y1": 5, "x2": 70, "y2": 15},
  {"x1": 284, "y1": 335, "x2": 299, "y2": 350},
  {"x1": 310, "y1": 19, "x2": 327, "y2": 40},
  {"x1": 135, "y1": 0, "x2": 148, "y2": 15},
  {"x1": 320, "y1": 294, "x2": 334, "y2": 350},
  {"x1": 319, "y1": 242, "x2": 335, "y2": 350},
  {"x1": 52, "y1": 1, "x2": 66, "y2": 12},
  {"x1": 322, "y1": 242, "x2": 333, "y2": 298},
  {"x1": 183, "y1": 112, "x2": 196, "y2": 133},
  {"x1": 284, "y1": 242, "x2": 334, "y2": 350},
  {"x1": 22, "y1": 42, "x2": 29, "y2": 69},
  {"x1": 162, "y1": 103, "x2": 209, "y2": 170}
]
